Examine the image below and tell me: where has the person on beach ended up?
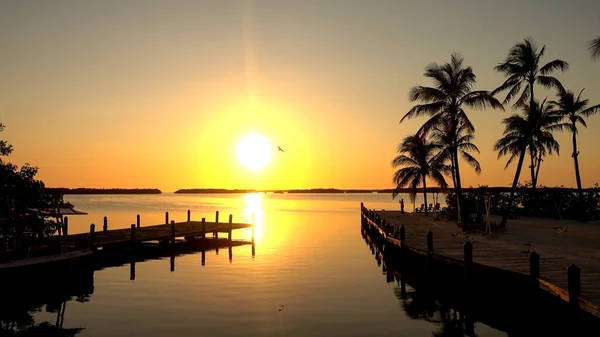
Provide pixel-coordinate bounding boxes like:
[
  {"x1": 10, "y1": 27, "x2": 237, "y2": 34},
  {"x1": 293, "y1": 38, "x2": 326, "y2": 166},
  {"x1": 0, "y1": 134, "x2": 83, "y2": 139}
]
[{"x1": 400, "y1": 199, "x2": 404, "y2": 214}]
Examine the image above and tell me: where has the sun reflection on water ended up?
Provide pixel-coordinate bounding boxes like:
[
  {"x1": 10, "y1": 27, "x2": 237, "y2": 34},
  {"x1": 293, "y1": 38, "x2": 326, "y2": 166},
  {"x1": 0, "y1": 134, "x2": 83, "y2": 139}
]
[{"x1": 243, "y1": 193, "x2": 264, "y2": 242}]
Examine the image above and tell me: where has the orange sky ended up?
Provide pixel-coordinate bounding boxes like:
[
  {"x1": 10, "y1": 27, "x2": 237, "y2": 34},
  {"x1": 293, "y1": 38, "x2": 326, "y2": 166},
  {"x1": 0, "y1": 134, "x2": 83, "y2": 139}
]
[{"x1": 2, "y1": 1, "x2": 600, "y2": 192}]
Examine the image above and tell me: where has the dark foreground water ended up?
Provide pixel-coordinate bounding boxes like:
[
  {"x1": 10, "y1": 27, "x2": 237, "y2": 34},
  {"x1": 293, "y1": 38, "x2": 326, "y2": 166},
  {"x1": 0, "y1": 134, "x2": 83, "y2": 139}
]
[{"x1": 2, "y1": 193, "x2": 504, "y2": 337}]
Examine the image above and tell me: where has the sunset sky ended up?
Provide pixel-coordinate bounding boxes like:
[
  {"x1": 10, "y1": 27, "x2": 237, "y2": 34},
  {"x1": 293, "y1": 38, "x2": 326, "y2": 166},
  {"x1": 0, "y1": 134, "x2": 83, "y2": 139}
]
[{"x1": 2, "y1": 0, "x2": 600, "y2": 192}]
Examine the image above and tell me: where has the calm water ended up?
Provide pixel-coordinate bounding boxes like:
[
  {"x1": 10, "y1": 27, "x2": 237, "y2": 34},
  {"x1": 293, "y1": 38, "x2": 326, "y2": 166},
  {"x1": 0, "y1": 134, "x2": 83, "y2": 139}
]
[{"x1": 17, "y1": 193, "x2": 503, "y2": 337}]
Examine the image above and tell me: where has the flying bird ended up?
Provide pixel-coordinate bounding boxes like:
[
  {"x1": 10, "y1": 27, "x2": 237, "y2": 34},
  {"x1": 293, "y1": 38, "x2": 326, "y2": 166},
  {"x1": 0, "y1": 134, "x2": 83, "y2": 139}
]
[
  {"x1": 277, "y1": 146, "x2": 284, "y2": 153},
  {"x1": 521, "y1": 241, "x2": 532, "y2": 255}
]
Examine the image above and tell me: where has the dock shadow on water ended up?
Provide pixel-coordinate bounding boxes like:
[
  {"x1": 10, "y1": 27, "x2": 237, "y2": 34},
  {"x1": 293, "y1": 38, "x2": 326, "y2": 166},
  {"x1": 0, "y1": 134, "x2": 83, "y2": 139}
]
[
  {"x1": 361, "y1": 228, "x2": 600, "y2": 336},
  {"x1": 0, "y1": 239, "x2": 253, "y2": 336}
]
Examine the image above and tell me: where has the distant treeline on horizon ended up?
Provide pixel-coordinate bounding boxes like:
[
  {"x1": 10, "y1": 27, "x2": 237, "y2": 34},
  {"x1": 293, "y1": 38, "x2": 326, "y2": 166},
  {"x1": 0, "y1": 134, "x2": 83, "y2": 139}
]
[
  {"x1": 174, "y1": 188, "x2": 395, "y2": 194},
  {"x1": 48, "y1": 188, "x2": 162, "y2": 195}
]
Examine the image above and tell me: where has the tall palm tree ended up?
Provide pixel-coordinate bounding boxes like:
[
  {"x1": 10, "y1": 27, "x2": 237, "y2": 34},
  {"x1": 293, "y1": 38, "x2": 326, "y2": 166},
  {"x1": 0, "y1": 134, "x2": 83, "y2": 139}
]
[
  {"x1": 392, "y1": 134, "x2": 450, "y2": 216},
  {"x1": 400, "y1": 53, "x2": 503, "y2": 224},
  {"x1": 495, "y1": 101, "x2": 559, "y2": 226},
  {"x1": 548, "y1": 89, "x2": 600, "y2": 215},
  {"x1": 589, "y1": 35, "x2": 600, "y2": 60},
  {"x1": 527, "y1": 99, "x2": 561, "y2": 189},
  {"x1": 492, "y1": 38, "x2": 569, "y2": 111}
]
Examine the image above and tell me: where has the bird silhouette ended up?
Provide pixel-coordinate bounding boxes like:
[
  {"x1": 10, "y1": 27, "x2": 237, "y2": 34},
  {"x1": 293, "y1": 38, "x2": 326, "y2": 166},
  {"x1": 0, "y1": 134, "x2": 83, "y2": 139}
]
[
  {"x1": 278, "y1": 305, "x2": 284, "y2": 312},
  {"x1": 553, "y1": 225, "x2": 568, "y2": 234},
  {"x1": 521, "y1": 241, "x2": 532, "y2": 255},
  {"x1": 277, "y1": 146, "x2": 284, "y2": 152}
]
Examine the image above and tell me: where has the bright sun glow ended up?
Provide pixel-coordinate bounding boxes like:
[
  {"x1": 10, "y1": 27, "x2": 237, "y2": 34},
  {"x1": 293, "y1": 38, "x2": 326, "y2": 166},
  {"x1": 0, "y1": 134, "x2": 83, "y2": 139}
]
[
  {"x1": 244, "y1": 193, "x2": 264, "y2": 242},
  {"x1": 236, "y1": 133, "x2": 273, "y2": 171}
]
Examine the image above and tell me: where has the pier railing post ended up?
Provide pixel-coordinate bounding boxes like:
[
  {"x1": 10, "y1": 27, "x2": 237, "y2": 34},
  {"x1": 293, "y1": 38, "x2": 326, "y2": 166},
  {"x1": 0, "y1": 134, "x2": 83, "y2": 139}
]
[
  {"x1": 137, "y1": 214, "x2": 141, "y2": 228},
  {"x1": 228, "y1": 214, "x2": 233, "y2": 242},
  {"x1": 187, "y1": 210, "x2": 191, "y2": 222},
  {"x1": 64, "y1": 216, "x2": 69, "y2": 239},
  {"x1": 251, "y1": 213, "x2": 255, "y2": 243},
  {"x1": 215, "y1": 211, "x2": 219, "y2": 225},
  {"x1": 427, "y1": 231, "x2": 433, "y2": 253},
  {"x1": 131, "y1": 224, "x2": 136, "y2": 246},
  {"x1": 89, "y1": 224, "x2": 95, "y2": 250},
  {"x1": 399, "y1": 225, "x2": 406, "y2": 247},
  {"x1": 201, "y1": 218, "x2": 206, "y2": 240},
  {"x1": 568, "y1": 264, "x2": 581, "y2": 308},
  {"x1": 170, "y1": 220, "x2": 176, "y2": 244},
  {"x1": 165, "y1": 211, "x2": 169, "y2": 225},
  {"x1": 103, "y1": 216, "x2": 108, "y2": 232},
  {"x1": 529, "y1": 252, "x2": 540, "y2": 279},
  {"x1": 463, "y1": 241, "x2": 473, "y2": 290}
]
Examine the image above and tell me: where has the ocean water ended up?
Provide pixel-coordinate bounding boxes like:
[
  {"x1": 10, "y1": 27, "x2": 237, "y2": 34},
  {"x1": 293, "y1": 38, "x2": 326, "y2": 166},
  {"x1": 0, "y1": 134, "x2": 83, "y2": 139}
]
[{"x1": 7, "y1": 193, "x2": 503, "y2": 337}]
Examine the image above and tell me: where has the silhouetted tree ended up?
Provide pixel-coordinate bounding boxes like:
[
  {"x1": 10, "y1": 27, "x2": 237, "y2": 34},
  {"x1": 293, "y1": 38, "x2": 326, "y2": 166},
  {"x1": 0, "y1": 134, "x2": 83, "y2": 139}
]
[
  {"x1": 400, "y1": 54, "x2": 503, "y2": 224},
  {"x1": 527, "y1": 99, "x2": 561, "y2": 190},
  {"x1": 392, "y1": 135, "x2": 450, "y2": 216},
  {"x1": 589, "y1": 35, "x2": 600, "y2": 60},
  {"x1": 548, "y1": 89, "x2": 600, "y2": 218}
]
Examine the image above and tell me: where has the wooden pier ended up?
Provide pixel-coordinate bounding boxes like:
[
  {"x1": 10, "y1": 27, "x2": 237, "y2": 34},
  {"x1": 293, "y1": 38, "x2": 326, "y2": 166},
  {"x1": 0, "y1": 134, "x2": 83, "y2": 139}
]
[
  {"x1": 360, "y1": 203, "x2": 600, "y2": 322},
  {"x1": 63, "y1": 211, "x2": 254, "y2": 249}
]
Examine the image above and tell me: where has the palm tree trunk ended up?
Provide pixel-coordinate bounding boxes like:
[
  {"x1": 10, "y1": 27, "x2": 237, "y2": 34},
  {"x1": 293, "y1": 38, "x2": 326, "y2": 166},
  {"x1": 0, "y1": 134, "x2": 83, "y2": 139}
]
[
  {"x1": 423, "y1": 174, "x2": 429, "y2": 216},
  {"x1": 452, "y1": 148, "x2": 466, "y2": 229},
  {"x1": 499, "y1": 146, "x2": 528, "y2": 228},
  {"x1": 534, "y1": 152, "x2": 543, "y2": 185},
  {"x1": 529, "y1": 148, "x2": 538, "y2": 215},
  {"x1": 572, "y1": 129, "x2": 585, "y2": 220}
]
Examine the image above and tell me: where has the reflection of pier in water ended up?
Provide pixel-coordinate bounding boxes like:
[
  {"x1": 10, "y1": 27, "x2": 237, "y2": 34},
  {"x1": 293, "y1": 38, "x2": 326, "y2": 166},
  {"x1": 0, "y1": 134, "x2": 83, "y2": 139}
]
[{"x1": 0, "y1": 238, "x2": 254, "y2": 336}]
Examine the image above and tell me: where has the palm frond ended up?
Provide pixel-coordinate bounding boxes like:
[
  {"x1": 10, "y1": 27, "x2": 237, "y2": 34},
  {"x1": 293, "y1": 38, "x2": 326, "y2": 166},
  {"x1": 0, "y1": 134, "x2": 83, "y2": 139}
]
[
  {"x1": 580, "y1": 104, "x2": 600, "y2": 117},
  {"x1": 536, "y1": 76, "x2": 565, "y2": 92},
  {"x1": 539, "y1": 59, "x2": 569, "y2": 75},
  {"x1": 460, "y1": 151, "x2": 482, "y2": 174},
  {"x1": 401, "y1": 101, "x2": 445, "y2": 122},
  {"x1": 460, "y1": 91, "x2": 505, "y2": 111},
  {"x1": 409, "y1": 86, "x2": 447, "y2": 103},
  {"x1": 589, "y1": 36, "x2": 600, "y2": 60}
]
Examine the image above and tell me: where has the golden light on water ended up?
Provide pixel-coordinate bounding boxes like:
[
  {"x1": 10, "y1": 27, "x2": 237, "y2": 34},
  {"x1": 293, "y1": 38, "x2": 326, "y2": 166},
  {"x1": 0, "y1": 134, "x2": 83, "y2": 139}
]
[{"x1": 244, "y1": 192, "x2": 264, "y2": 242}]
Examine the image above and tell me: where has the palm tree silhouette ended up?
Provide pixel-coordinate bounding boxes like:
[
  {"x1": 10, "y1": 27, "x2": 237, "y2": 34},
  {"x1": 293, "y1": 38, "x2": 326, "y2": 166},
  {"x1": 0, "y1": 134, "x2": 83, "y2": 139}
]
[
  {"x1": 392, "y1": 134, "x2": 450, "y2": 216},
  {"x1": 495, "y1": 101, "x2": 559, "y2": 225},
  {"x1": 548, "y1": 89, "x2": 600, "y2": 218},
  {"x1": 527, "y1": 99, "x2": 561, "y2": 190},
  {"x1": 589, "y1": 35, "x2": 600, "y2": 60},
  {"x1": 400, "y1": 53, "x2": 502, "y2": 224},
  {"x1": 492, "y1": 38, "x2": 567, "y2": 226}
]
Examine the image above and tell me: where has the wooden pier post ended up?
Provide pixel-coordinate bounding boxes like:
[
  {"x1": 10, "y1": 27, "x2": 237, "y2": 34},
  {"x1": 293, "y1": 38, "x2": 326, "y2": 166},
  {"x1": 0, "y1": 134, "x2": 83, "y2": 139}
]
[
  {"x1": 214, "y1": 211, "x2": 219, "y2": 239},
  {"x1": 165, "y1": 211, "x2": 169, "y2": 225},
  {"x1": 251, "y1": 213, "x2": 255, "y2": 242},
  {"x1": 201, "y1": 249, "x2": 206, "y2": 266},
  {"x1": 426, "y1": 231, "x2": 433, "y2": 253},
  {"x1": 170, "y1": 254, "x2": 175, "y2": 272},
  {"x1": 568, "y1": 264, "x2": 581, "y2": 307},
  {"x1": 187, "y1": 210, "x2": 191, "y2": 222},
  {"x1": 201, "y1": 218, "x2": 206, "y2": 240},
  {"x1": 170, "y1": 220, "x2": 175, "y2": 244},
  {"x1": 64, "y1": 216, "x2": 69, "y2": 238},
  {"x1": 136, "y1": 214, "x2": 140, "y2": 228},
  {"x1": 228, "y1": 214, "x2": 233, "y2": 242},
  {"x1": 103, "y1": 216, "x2": 108, "y2": 232},
  {"x1": 530, "y1": 252, "x2": 540, "y2": 279},
  {"x1": 130, "y1": 262, "x2": 135, "y2": 281},
  {"x1": 89, "y1": 224, "x2": 95, "y2": 250},
  {"x1": 463, "y1": 241, "x2": 473, "y2": 295},
  {"x1": 130, "y1": 224, "x2": 136, "y2": 246},
  {"x1": 399, "y1": 225, "x2": 406, "y2": 246},
  {"x1": 228, "y1": 245, "x2": 232, "y2": 263}
]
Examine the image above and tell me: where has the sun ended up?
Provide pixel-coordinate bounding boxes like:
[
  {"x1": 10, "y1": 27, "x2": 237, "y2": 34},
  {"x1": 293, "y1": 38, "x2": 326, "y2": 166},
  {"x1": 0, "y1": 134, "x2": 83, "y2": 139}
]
[{"x1": 236, "y1": 133, "x2": 273, "y2": 171}]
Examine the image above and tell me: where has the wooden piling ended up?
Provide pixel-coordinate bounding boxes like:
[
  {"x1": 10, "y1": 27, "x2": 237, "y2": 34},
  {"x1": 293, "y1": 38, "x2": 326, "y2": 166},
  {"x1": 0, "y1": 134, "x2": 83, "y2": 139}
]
[
  {"x1": 201, "y1": 218, "x2": 206, "y2": 239},
  {"x1": 64, "y1": 216, "x2": 69, "y2": 238},
  {"x1": 103, "y1": 216, "x2": 108, "y2": 232},
  {"x1": 228, "y1": 214, "x2": 233, "y2": 241},
  {"x1": 170, "y1": 255, "x2": 175, "y2": 272},
  {"x1": 165, "y1": 211, "x2": 169, "y2": 225},
  {"x1": 136, "y1": 214, "x2": 140, "y2": 228},
  {"x1": 187, "y1": 210, "x2": 191, "y2": 222},
  {"x1": 251, "y1": 213, "x2": 255, "y2": 242},
  {"x1": 530, "y1": 252, "x2": 540, "y2": 279},
  {"x1": 130, "y1": 224, "x2": 136, "y2": 245},
  {"x1": 170, "y1": 220, "x2": 175, "y2": 244},
  {"x1": 568, "y1": 264, "x2": 581, "y2": 307},
  {"x1": 215, "y1": 211, "x2": 219, "y2": 224},
  {"x1": 130, "y1": 262, "x2": 135, "y2": 281},
  {"x1": 463, "y1": 241, "x2": 473, "y2": 287},
  {"x1": 89, "y1": 224, "x2": 95, "y2": 250},
  {"x1": 426, "y1": 231, "x2": 433, "y2": 253},
  {"x1": 399, "y1": 225, "x2": 406, "y2": 246}
]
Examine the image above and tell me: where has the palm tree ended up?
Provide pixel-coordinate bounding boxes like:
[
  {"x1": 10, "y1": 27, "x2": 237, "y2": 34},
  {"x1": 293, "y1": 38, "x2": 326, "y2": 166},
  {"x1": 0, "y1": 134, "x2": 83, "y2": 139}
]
[
  {"x1": 492, "y1": 38, "x2": 569, "y2": 111},
  {"x1": 495, "y1": 101, "x2": 559, "y2": 226},
  {"x1": 392, "y1": 134, "x2": 450, "y2": 216},
  {"x1": 400, "y1": 53, "x2": 503, "y2": 224},
  {"x1": 589, "y1": 35, "x2": 600, "y2": 60},
  {"x1": 527, "y1": 99, "x2": 561, "y2": 190},
  {"x1": 548, "y1": 89, "x2": 600, "y2": 215}
]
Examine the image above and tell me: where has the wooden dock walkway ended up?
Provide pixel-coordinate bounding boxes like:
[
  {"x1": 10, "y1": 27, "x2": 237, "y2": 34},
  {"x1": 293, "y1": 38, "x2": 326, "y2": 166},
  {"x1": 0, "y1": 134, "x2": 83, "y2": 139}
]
[
  {"x1": 64, "y1": 214, "x2": 253, "y2": 249},
  {"x1": 361, "y1": 204, "x2": 600, "y2": 319}
]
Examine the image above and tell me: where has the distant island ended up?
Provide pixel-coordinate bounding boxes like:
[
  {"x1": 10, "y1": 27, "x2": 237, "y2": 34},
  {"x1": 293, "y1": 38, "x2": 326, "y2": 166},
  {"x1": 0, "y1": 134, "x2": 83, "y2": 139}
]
[
  {"x1": 48, "y1": 188, "x2": 162, "y2": 195},
  {"x1": 175, "y1": 188, "x2": 396, "y2": 194}
]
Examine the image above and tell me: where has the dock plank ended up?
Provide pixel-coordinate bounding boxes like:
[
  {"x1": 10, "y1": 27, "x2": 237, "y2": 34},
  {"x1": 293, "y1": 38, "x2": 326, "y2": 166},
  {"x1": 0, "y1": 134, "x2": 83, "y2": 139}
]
[
  {"x1": 369, "y1": 209, "x2": 600, "y2": 308},
  {"x1": 66, "y1": 220, "x2": 252, "y2": 247}
]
